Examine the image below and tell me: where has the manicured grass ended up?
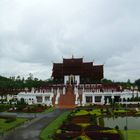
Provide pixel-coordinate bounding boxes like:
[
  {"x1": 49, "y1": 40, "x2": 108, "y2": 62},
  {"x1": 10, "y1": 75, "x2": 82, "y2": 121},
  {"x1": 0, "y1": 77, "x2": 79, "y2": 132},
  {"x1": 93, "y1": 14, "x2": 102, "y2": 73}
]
[
  {"x1": 89, "y1": 109, "x2": 102, "y2": 116},
  {"x1": 11, "y1": 106, "x2": 54, "y2": 114},
  {"x1": 75, "y1": 109, "x2": 102, "y2": 116},
  {"x1": 135, "y1": 111, "x2": 140, "y2": 115},
  {"x1": 99, "y1": 129, "x2": 118, "y2": 134},
  {"x1": 75, "y1": 110, "x2": 89, "y2": 116},
  {"x1": 121, "y1": 130, "x2": 140, "y2": 140},
  {"x1": 78, "y1": 136, "x2": 90, "y2": 140},
  {"x1": 0, "y1": 118, "x2": 27, "y2": 133},
  {"x1": 40, "y1": 111, "x2": 70, "y2": 140},
  {"x1": 114, "y1": 109, "x2": 128, "y2": 113},
  {"x1": 77, "y1": 123, "x2": 90, "y2": 127}
]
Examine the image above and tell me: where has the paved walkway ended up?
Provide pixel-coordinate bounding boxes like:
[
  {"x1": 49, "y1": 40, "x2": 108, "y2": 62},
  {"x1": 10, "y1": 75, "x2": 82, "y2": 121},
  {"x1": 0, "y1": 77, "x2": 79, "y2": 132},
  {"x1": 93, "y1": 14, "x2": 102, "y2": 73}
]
[
  {"x1": 0, "y1": 111, "x2": 52, "y2": 118},
  {"x1": 0, "y1": 109, "x2": 65, "y2": 140}
]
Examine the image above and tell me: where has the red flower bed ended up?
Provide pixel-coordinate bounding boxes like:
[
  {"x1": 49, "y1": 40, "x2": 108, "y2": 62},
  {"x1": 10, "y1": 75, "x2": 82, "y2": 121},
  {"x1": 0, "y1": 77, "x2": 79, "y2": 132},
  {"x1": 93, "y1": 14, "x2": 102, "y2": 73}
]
[
  {"x1": 85, "y1": 125, "x2": 111, "y2": 131},
  {"x1": 71, "y1": 115, "x2": 92, "y2": 123},
  {"x1": 60, "y1": 123, "x2": 82, "y2": 131},
  {"x1": 86, "y1": 131, "x2": 121, "y2": 140},
  {"x1": 54, "y1": 132, "x2": 81, "y2": 140}
]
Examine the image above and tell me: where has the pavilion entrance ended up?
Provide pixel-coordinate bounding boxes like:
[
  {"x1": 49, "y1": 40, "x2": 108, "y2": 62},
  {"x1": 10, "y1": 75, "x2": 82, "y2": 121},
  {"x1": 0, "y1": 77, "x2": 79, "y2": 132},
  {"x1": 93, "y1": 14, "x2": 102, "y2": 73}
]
[
  {"x1": 64, "y1": 75, "x2": 80, "y2": 85},
  {"x1": 69, "y1": 75, "x2": 75, "y2": 85}
]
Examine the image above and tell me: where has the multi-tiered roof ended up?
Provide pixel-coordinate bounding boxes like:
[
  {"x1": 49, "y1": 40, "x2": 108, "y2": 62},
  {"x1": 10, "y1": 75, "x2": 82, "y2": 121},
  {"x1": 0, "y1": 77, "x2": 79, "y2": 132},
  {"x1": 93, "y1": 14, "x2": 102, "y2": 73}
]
[{"x1": 52, "y1": 57, "x2": 104, "y2": 83}]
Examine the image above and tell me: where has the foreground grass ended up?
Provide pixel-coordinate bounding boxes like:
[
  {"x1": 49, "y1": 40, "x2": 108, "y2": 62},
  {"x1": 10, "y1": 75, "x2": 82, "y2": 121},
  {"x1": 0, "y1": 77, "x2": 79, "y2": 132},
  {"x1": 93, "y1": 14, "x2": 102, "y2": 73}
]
[
  {"x1": 40, "y1": 111, "x2": 70, "y2": 140},
  {"x1": 121, "y1": 130, "x2": 140, "y2": 140},
  {"x1": 0, "y1": 118, "x2": 27, "y2": 133}
]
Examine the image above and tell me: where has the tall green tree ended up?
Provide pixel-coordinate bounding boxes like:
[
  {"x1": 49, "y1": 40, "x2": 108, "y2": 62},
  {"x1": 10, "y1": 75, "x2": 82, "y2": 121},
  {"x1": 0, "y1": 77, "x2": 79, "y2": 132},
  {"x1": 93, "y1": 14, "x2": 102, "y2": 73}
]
[{"x1": 135, "y1": 79, "x2": 140, "y2": 90}]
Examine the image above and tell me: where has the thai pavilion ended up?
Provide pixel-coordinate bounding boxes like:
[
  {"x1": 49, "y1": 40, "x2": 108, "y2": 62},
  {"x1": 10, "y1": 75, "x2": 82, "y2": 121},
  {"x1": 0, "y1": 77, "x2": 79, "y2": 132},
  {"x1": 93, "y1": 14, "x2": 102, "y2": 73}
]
[
  {"x1": 52, "y1": 57, "x2": 103, "y2": 85},
  {"x1": 17, "y1": 57, "x2": 139, "y2": 108}
]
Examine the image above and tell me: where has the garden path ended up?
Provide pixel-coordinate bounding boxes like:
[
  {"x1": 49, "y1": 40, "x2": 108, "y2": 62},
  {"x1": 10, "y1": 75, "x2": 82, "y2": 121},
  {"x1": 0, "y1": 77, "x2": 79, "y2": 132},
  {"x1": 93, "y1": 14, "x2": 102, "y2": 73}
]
[{"x1": 0, "y1": 109, "x2": 66, "y2": 140}]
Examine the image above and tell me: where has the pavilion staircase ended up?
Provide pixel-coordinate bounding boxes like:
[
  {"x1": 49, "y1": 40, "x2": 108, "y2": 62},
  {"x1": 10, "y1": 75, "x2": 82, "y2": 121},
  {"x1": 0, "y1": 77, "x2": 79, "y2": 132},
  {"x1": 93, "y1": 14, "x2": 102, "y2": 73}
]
[{"x1": 58, "y1": 85, "x2": 76, "y2": 108}]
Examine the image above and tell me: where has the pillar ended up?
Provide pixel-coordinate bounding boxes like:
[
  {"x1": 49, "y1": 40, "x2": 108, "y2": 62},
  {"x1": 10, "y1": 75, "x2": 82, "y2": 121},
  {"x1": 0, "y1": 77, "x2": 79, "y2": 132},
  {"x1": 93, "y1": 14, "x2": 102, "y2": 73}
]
[
  {"x1": 82, "y1": 93, "x2": 86, "y2": 106},
  {"x1": 101, "y1": 95, "x2": 105, "y2": 104},
  {"x1": 42, "y1": 96, "x2": 45, "y2": 104},
  {"x1": 92, "y1": 95, "x2": 95, "y2": 104},
  {"x1": 63, "y1": 87, "x2": 65, "y2": 95},
  {"x1": 111, "y1": 95, "x2": 114, "y2": 103}
]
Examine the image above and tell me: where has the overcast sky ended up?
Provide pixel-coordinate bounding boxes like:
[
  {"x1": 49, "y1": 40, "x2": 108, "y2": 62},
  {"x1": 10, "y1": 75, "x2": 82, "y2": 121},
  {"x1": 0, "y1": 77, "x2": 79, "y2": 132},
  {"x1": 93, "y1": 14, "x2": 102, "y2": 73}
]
[{"x1": 0, "y1": 0, "x2": 140, "y2": 82}]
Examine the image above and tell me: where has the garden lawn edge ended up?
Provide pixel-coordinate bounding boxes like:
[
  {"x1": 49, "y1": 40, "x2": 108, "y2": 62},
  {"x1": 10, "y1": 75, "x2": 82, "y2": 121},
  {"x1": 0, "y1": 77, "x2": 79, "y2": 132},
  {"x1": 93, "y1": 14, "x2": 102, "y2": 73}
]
[{"x1": 40, "y1": 111, "x2": 70, "y2": 140}]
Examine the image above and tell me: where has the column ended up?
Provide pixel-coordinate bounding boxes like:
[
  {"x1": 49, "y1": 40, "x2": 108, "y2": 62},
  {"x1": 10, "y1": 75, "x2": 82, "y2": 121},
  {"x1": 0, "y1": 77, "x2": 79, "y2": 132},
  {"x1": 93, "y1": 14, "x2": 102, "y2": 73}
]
[
  {"x1": 92, "y1": 95, "x2": 95, "y2": 104},
  {"x1": 111, "y1": 95, "x2": 114, "y2": 103},
  {"x1": 42, "y1": 96, "x2": 45, "y2": 104},
  {"x1": 101, "y1": 95, "x2": 105, "y2": 104},
  {"x1": 63, "y1": 87, "x2": 65, "y2": 95},
  {"x1": 51, "y1": 88, "x2": 53, "y2": 93},
  {"x1": 82, "y1": 93, "x2": 86, "y2": 106},
  {"x1": 34, "y1": 95, "x2": 37, "y2": 104},
  {"x1": 57, "y1": 88, "x2": 59, "y2": 94}
]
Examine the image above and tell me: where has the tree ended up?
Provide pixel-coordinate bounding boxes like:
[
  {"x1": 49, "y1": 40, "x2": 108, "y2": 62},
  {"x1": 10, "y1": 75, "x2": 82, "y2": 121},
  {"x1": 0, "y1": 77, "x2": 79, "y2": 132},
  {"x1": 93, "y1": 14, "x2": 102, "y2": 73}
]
[
  {"x1": 27, "y1": 73, "x2": 34, "y2": 81},
  {"x1": 16, "y1": 75, "x2": 21, "y2": 81},
  {"x1": 101, "y1": 78, "x2": 113, "y2": 84},
  {"x1": 135, "y1": 79, "x2": 140, "y2": 90}
]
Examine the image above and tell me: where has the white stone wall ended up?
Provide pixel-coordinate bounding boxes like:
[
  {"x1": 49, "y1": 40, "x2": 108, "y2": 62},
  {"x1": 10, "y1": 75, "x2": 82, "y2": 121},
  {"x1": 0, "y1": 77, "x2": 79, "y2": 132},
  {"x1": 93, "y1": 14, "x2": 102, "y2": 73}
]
[
  {"x1": 75, "y1": 75, "x2": 80, "y2": 85},
  {"x1": 64, "y1": 75, "x2": 80, "y2": 85},
  {"x1": 64, "y1": 75, "x2": 69, "y2": 85},
  {"x1": 82, "y1": 91, "x2": 140, "y2": 105},
  {"x1": 17, "y1": 92, "x2": 54, "y2": 106}
]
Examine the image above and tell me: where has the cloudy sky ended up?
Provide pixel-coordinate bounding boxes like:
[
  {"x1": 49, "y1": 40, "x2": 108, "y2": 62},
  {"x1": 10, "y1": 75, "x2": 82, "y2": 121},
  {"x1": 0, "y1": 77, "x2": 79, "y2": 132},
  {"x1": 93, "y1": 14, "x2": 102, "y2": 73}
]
[{"x1": 0, "y1": 0, "x2": 140, "y2": 82}]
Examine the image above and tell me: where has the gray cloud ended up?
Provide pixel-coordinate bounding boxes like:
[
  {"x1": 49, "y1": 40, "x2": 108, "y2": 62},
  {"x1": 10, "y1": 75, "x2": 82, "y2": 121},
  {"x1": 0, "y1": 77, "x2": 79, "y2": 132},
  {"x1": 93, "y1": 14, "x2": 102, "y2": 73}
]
[{"x1": 0, "y1": 0, "x2": 140, "y2": 81}]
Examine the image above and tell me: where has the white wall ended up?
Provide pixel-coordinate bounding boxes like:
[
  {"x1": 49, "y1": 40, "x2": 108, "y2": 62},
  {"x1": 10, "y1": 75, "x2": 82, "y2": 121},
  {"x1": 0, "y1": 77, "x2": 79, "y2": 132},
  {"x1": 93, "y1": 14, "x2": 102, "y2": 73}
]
[
  {"x1": 64, "y1": 75, "x2": 80, "y2": 85},
  {"x1": 75, "y1": 75, "x2": 80, "y2": 85},
  {"x1": 64, "y1": 75, "x2": 69, "y2": 85}
]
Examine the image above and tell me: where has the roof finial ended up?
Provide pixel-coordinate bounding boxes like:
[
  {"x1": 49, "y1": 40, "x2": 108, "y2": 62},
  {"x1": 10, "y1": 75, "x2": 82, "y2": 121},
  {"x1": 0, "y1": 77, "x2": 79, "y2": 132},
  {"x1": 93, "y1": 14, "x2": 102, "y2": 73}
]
[{"x1": 72, "y1": 54, "x2": 74, "y2": 59}]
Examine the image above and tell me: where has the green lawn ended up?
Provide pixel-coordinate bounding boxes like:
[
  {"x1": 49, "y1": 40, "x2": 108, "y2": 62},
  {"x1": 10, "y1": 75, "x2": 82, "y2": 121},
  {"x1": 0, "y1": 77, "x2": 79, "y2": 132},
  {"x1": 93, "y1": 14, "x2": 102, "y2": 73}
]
[
  {"x1": 114, "y1": 109, "x2": 128, "y2": 113},
  {"x1": 78, "y1": 136, "x2": 90, "y2": 140},
  {"x1": 77, "y1": 123, "x2": 90, "y2": 127},
  {"x1": 40, "y1": 111, "x2": 70, "y2": 140},
  {"x1": 75, "y1": 110, "x2": 89, "y2": 116},
  {"x1": 121, "y1": 130, "x2": 140, "y2": 140},
  {"x1": 100, "y1": 129, "x2": 118, "y2": 134},
  {"x1": 135, "y1": 111, "x2": 140, "y2": 115},
  {"x1": 75, "y1": 109, "x2": 102, "y2": 116},
  {"x1": 89, "y1": 109, "x2": 102, "y2": 116},
  {"x1": 0, "y1": 118, "x2": 27, "y2": 133}
]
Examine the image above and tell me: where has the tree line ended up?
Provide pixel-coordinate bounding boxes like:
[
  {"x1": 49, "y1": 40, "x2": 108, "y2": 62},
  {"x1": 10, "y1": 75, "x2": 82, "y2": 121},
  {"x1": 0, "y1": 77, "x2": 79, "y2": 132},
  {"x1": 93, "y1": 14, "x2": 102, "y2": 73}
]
[
  {"x1": 102, "y1": 78, "x2": 140, "y2": 90},
  {"x1": 0, "y1": 74, "x2": 140, "y2": 91},
  {"x1": 0, "y1": 74, "x2": 48, "y2": 89}
]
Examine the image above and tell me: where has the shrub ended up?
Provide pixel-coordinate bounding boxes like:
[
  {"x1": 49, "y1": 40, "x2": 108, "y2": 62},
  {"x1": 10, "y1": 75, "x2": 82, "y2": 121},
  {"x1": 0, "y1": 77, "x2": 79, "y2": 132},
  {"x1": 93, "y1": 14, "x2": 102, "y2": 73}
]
[
  {"x1": 60, "y1": 123, "x2": 82, "y2": 131},
  {"x1": 124, "y1": 126, "x2": 127, "y2": 130},
  {"x1": 5, "y1": 118, "x2": 16, "y2": 123},
  {"x1": 100, "y1": 108, "x2": 103, "y2": 113},
  {"x1": 76, "y1": 137, "x2": 82, "y2": 140},
  {"x1": 115, "y1": 125, "x2": 119, "y2": 130}
]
